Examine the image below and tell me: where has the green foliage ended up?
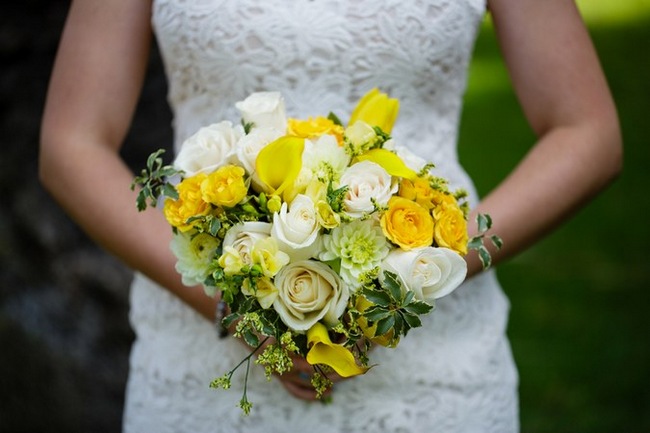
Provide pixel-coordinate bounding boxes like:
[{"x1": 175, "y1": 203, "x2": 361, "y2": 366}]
[
  {"x1": 361, "y1": 271, "x2": 434, "y2": 346},
  {"x1": 130, "y1": 149, "x2": 180, "y2": 211}
]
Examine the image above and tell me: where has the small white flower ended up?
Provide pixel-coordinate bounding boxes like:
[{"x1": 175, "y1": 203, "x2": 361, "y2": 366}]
[
  {"x1": 235, "y1": 91, "x2": 287, "y2": 131},
  {"x1": 339, "y1": 160, "x2": 397, "y2": 219},
  {"x1": 273, "y1": 260, "x2": 349, "y2": 331},
  {"x1": 320, "y1": 219, "x2": 390, "y2": 289},
  {"x1": 392, "y1": 143, "x2": 428, "y2": 173},
  {"x1": 380, "y1": 247, "x2": 467, "y2": 302},
  {"x1": 174, "y1": 121, "x2": 243, "y2": 177},
  {"x1": 271, "y1": 194, "x2": 322, "y2": 261},
  {"x1": 301, "y1": 134, "x2": 350, "y2": 184},
  {"x1": 170, "y1": 232, "x2": 220, "y2": 287}
]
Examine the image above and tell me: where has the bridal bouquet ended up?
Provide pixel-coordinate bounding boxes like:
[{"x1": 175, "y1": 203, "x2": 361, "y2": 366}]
[{"x1": 132, "y1": 89, "x2": 499, "y2": 414}]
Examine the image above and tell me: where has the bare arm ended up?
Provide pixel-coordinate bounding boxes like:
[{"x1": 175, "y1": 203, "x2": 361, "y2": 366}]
[
  {"x1": 466, "y1": 0, "x2": 622, "y2": 276},
  {"x1": 39, "y1": 0, "x2": 216, "y2": 319}
]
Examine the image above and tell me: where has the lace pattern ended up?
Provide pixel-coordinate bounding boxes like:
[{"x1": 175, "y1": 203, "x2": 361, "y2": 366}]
[{"x1": 123, "y1": 1, "x2": 519, "y2": 432}]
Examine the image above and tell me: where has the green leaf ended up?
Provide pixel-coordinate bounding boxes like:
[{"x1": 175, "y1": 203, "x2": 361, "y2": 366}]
[
  {"x1": 467, "y1": 236, "x2": 483, "y2": 250},
  {"x1": 490, "y1": 235, "x2": 503, "y2": 250},
  {"x1": 209, "y1": 218, "x2": 222, "y2": 237},
  {"x1": 478, "y1": 246, "x2": 492, "y2": 269},
  {"x1": 162, "y1": 182, "x2": 179, "y2": 200},
  {"x1": 327, "y1": 111, "x2": 343, "y2": 126},
  {"x1": 363, "y1": 306, "x2": 392, "y2": 323},
  {"x1": 361, "y1": 289, "x2": 392, "y2": 308},
  {"x1": 375, "y1": 314, "x2": 396, "y2": 337},
  {"x1": 242, "y1": 328, "x2": 259, "y2": 347},
  {"x1": 403, "y1": 300, "x2": 434, "y2": 315},
  {"x1": 401, "y1": 311, "x2": 423, "y2": 329},
  {"x1": 381, "y1": 271, "x2": 403, "y2": 302},
  {"x1": 476, "y1": 213, "x2": 491, "y2": 233}
]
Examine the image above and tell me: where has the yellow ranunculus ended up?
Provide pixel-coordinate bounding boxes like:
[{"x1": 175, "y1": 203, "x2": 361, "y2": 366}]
[
  {"x1": 349, "y1": 88, "x2": 399, "y2": 134},
  {"x1": 201, "y1": 165, "x2": 247, "y2": 208},
  {"x1": 398, "y1": 178, "x2": 445, "y2": 210},
  {"x1": 256, "y1": 136, "x2": 305, "y2": 201},
  {"x1": 287, "y1": 116, "x2": 344, "y2": 144},
  {"x1": 305, "y1": 323, "x2": 368, "y2": 377},
  {"x1": 355, "y1": 148, "x2": 417, "y2": 180},
  {"x1": 355, "y1": 296, "x2": 397, "y2": 348},
  {"x1": 380, "y1": 196, "x2": 434, "y2": 251},
  {"x1": 432, "y1": 202, "x2": 469, "y2": 256},
  {"x1": 163, "y1": 174, "x2": 211, "y2": 232}
]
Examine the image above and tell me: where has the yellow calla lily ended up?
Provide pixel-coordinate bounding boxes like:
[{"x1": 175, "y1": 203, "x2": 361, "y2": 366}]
[
  {"x1": 306, "y1": 323, "x2": 368, "y2": 377},
  {"x1": 349, "y1": 88, "x2": 399, "y2": 134},
  {"x1": 255, "y1": 136, "x2": 305, "y2": 198},
  {"x1": 355, "y1": 148, "x2": 417, "y2": 180}
]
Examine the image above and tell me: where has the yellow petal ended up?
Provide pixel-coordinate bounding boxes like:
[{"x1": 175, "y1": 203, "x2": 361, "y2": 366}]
[
  {"x1": 306, "y1": 323, "x2": 368, "y2": 377},
  {"x1": 256, "y1": 136, "x2": 305, "y2": 197},
  {"x1": 349, "y1": 88, "x2": 400, "y2": 134},
  {"x1": 355, "y1": 148, "x2": 417, "y2": 180}
]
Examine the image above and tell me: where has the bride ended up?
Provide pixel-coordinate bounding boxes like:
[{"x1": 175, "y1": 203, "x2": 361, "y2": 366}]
[{"x1": 39, "y1": 1, "x2": 621, "y2": 432}]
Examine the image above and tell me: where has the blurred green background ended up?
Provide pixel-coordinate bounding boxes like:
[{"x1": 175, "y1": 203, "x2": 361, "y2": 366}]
[{"x1": 458, "y1": 1, "x2": 650, "y2": 431}]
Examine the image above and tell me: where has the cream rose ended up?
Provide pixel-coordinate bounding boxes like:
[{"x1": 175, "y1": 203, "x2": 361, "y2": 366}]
[
  {"x1": 339, "y1": 160, "x2": 397, "y2": 218},
  {"x1": 222, "y1": 222, "x2": 272, "y2": 265},
  {"x1": 235, "y1": 127, "x2": 284, "y2": 175},
  {"x1": 235, "y1": 91, "x2": 287, "y2": 131},
  {"x1": 273, "y1": 260, "x2": 349, "y2": 331},
  {"x1": 174, "y1": 121, "x2": 243, "y2": 177},
  {"x1": 271, "y1": 194, "x2": 321, "y2": 261},
  {"x1": 380, "y1": 247, "x2": 467, "y2": 302}
]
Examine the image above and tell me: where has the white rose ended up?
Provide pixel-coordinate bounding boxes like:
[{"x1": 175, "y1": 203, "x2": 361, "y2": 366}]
[
  {"x1": 173, "y1": 121, "x2": 243, "y2": 177},
  {"x1": 222, "y1": 221, "x2": 272, "y2": 265},
  {"x1": 271, "y1": 194, "x2": 321, "y2": 261},
  {"x1": 380, "y1": 247, "x2": 467, "y2": 302},
  {"x1": 339, "y1": 160, "x2": 397, "y2": 218},
  {"x1": 235, "y1": 126, "x2": 284, "y2": 174},
  {"x1": 273, "y1": 260, "x2": 349, "y2": 331},
  {"x1": 235, "y1": 91, "x2": 287, "y2": 131}
]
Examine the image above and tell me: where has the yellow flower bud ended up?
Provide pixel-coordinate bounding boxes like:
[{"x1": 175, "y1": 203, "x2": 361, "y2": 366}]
[
  {"x1": 349, "y1": 88, "x2": 399, "y2": 134},
  {"x1": 266, "y1": 195, "x2": 282, "y2": 214}
]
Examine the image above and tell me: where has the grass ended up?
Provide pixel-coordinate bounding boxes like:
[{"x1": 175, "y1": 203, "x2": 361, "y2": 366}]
[{"x1": 457, "y1": 4, "x2": 650, "y2": 432}]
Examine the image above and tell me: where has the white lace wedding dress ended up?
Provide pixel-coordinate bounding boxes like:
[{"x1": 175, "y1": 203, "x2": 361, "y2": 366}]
[{"x1": 123, "y1": 1, "x2": 519, "y2": 432}]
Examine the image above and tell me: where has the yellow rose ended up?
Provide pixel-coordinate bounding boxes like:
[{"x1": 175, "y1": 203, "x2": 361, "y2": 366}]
[
  {"x1": 201, "y1": 165, "x2": 247, "y2": 208},
  {"x1": 398, "y1": 178, "x2": 438, "y2": 210},
  {"x1": 163, "y1": 174, "x2": 211, "y2": 232},
  {"x1": 432, "y1": 202, "x2": 469, "y2": 256},
  {"x1": 380, "y1": 196, "x2": 434, "y2": 250},
  {"x1": 287, "y1": 116, "x2": 344, "y2": 144}
]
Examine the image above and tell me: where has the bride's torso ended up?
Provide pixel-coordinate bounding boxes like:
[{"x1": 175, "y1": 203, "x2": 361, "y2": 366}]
[{"x1": 125, "y1": 2, "x2": 519, "y2": 431}]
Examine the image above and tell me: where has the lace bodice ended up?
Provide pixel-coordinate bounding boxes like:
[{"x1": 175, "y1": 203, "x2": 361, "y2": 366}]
[{"x1": 123, "y1": 1, "x2": 519, "y2": 432}]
